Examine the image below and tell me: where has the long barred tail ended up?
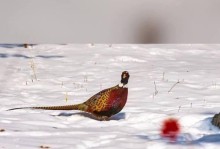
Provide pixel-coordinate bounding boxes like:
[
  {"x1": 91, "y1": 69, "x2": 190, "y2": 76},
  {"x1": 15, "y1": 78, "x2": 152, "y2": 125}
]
[{"x1": 7, "y1": 104, "x2": 88, "y2": 111}]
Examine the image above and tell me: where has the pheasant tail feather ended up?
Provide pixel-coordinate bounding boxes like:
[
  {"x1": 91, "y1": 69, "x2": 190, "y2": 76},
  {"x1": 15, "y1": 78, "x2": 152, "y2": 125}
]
[{"x1": 8, "y1": 104, "x2": 88, "y2": 111}]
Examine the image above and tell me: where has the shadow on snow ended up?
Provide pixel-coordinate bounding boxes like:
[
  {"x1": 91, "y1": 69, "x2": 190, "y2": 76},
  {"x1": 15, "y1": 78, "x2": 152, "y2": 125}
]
[
  {"x1": 0, "y1": 44, "x2": 24, "y2": 49},
  {"x1": 193, "y1": 134, "x2": 220, "y2": 144},
  {"x1": 0, "y1": 53, "x2": 64, "y2": 59},
  {"x1": 136, "y1": 133, "x2": 220, "y2": 146},
  {"x1": 56, "y1": 112, "x2": 126, "y2": 121}
]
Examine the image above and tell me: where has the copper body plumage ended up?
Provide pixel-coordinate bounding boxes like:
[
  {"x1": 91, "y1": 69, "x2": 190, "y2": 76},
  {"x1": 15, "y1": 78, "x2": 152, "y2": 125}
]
[{"x1": 9, "y1": 71, "x2": 130, "y2": 120}]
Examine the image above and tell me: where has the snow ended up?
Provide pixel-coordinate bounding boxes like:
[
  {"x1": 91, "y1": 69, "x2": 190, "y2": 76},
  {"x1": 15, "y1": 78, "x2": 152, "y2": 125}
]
[{"x1": 0, "y1": 44, "x2": 220, "y2": 149}]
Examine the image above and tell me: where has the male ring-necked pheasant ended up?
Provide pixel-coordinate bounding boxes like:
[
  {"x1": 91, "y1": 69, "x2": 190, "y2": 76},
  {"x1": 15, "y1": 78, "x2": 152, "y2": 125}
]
[{"x1": 9, "y1": 71, "x2": 130, "y2": 120}]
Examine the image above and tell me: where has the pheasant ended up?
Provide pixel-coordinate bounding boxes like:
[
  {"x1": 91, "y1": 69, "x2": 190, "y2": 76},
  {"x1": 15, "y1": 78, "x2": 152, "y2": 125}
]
[{"x1": 8, "y1": 71, "x2": 130, "y2": 121}]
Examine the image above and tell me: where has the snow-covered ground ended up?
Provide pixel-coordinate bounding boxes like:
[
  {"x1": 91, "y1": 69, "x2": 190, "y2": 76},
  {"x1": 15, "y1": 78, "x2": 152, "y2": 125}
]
[{"x1": 0, "y1": 44, "x2": 220, "y2": 149}]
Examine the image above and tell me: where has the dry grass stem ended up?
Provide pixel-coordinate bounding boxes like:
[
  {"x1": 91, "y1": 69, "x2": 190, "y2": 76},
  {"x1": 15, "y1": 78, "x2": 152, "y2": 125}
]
[{"x1": 168, "y1": 80, "x2": 180, "y2": 93}]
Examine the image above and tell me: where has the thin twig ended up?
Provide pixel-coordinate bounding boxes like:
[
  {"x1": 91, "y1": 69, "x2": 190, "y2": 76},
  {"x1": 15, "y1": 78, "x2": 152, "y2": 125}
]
[
  {"x1": 30, "y1": 59, "x2": 37, "y2": 80},
  {"x1": 162, "y1": 72, "x2": 165, "y2": 81},
  {"x1": 203, "y1": 99, "x2": 206, "y2": 106},
  {"x1": 28, "y1": 45, "x2": 37, "y2": 81},
  {"x1": 168, "y1": 80, "x2": 180, "y2": 93},
  {"x1": 65, "y1": 92, "x2": 68, "y2": 102},
  {"x1": 84, "y1": 75, "x2": 88, "y2": 82},
  {"x1": 178, "y1": 106, "x2": 181, "y2": 112},
  {"x1": 154, "y1": 81, "x2": 158, "y2": 96}
]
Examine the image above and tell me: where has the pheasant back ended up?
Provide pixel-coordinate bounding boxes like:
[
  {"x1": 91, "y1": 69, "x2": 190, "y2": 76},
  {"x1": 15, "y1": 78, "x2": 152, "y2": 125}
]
[{"x1": 85, "y1": 85, "x2": 128, "y2": 117}]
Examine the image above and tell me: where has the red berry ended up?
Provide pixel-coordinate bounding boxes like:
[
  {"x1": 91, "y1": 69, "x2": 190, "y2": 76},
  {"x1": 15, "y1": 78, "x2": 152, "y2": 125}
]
[{"x1": 160, "y1": 118, "x2": 181, "y2": 141}]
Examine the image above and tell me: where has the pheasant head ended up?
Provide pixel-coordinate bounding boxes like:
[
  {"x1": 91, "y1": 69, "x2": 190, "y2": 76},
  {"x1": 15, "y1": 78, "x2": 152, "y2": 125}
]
[{"x1": 120, "y1": 71, "x2": 130, "y2": 86}]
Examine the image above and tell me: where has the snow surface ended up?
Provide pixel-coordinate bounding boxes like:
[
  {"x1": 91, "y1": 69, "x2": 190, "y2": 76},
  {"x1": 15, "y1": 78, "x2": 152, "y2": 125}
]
[{"x1": 0, "y1": 44, "x2": 220, "y2": 149}]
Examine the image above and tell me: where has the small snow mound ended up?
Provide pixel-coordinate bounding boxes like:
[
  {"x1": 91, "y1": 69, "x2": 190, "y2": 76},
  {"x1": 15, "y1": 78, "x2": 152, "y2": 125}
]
[
  {"x1": 148, "y1": 48, "x2": 176, "y2": 55},
  {"x1": 211, "y1": 113, "x2": 220, "y2": 129},
  {"x1": 194, "y1": 117, "x2": 220, "y2": 132},
  {"x1": 110, "y1": 56, "x2": 146, "y2": 63}
]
